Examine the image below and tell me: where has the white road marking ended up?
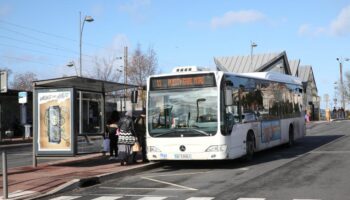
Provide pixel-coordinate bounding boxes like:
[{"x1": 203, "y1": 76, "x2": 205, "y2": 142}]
[
  {"x1": 137, "y1": 197, "x2": 168, "y2": 200},
  {"x1": 100, "y1": 186, "x2": 193, "y2": 191},
  {"x1": 49, "y1": 196, "x2": 81, "y2": 200},
  {"x1": 141, "y1": 176, "x2": 198, "y2": 191},
  {"x1": 144, "y1": 171, "x2": 209, "y2": 178},
  {"x1": 91, "y1": 196, "x2": 123, "y2": 200},
  {"x1": 293, "y1": 199, "x2": 321, "y2": 200},
  {"x1": 237, "y1": 198, "x2": 266, "y2": 200},
  {"x1": 186, "y1": 197, "x2": 215, "y2": 200}
]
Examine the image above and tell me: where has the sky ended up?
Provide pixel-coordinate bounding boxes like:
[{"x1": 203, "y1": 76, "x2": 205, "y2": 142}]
[{"x1": 1, "y1": 0, "x2": 350, "y2": 109}]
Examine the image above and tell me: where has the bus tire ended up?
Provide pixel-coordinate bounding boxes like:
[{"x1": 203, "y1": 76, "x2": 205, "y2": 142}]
[
  {"x1": 244, "y1": 131, "x2": 255, "y2": 161},
  {"x1": 288, "y1": 124, "x2": 294, "y2": 147}
]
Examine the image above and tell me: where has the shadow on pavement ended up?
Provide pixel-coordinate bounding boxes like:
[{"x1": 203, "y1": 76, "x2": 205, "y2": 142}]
[{"x1": 157, "y1": 134, "x2": 345, "y2": 172}]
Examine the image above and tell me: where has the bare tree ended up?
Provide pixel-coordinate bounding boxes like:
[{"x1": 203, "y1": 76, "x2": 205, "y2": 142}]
[
  {"x1": 346, "y1": 72, "x2": 350, "y2": 104},
  {"x1": 10, "y1": 72, "x2": 38, "y2": 91},
  {"x1": 127, "y1": 43, "x2": 158, "y2": 86},
  {"x1": 127, "y1": 44, "x2": 158, "y2": 108},
  {"x1": 89, "y1": 55, "x2": 123, "y2": 82}
]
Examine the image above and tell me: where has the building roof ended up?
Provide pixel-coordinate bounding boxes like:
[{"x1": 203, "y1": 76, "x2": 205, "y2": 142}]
[
  {"x1": 289, "y1": 59, "x2": 300, "y2": 76},
  {"x1": 33, "y1": 76, "x2": 137, "y2": 93},
  {"x1": 214, "y1": 51, "x2": 292, "y2": 75},
  {"x1": 298, "y1": 65, "x2": 311, "y2": 82},
  {"x1": 299, "y1": 65, "x2": 318, "y2": 93}
]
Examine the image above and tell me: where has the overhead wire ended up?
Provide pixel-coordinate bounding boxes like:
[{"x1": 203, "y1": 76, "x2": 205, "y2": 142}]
[
  {"x1": 0, "y1": 55, "x2": 63, "y2": 67},
  {"x1": 0, "y1": 19, "x2": 104, "y2": 48},
  {"x1": 0, "y1": 19, "x2": 108, "y2": 72},
  {"x1": 0, "y1": 35, "x2": 95, "y2": 59},
  {"x1": 0, "y1": 26, "x2": 79, "y2": 54}
]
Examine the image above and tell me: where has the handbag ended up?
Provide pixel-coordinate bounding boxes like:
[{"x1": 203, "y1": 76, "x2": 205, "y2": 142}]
[
  {"x1": 103, "y1": 138, "x2": 110, "y2": 152},
  {"x1": 132, "y1": 142, "x2": 141, "y2": 152},
  {"x1": 117, "y1": 131, "x2": 136, "y2": 145}
]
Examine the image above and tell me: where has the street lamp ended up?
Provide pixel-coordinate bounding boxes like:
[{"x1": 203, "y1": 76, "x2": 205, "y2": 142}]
[
  {"x1": 79, "y1": 12, "x2": 94, "y2": 77},
  {"x1": 336, "y1": 57, "x2": 350, "y2": 110},
  {"x1": 250, "y1": 41, "x2": 258, "y2": 68},
  {"x1": 67, "y1": 61, "x2": 78, "y2": 76}
]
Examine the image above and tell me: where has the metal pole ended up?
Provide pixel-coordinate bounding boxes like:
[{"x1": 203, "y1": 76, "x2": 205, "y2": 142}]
[
  {"x1": 2, "y1": 151, "x2": 8, "y2": 199},
  {"x1": 250, "y1": 44, "x2": 253, "y2": 67},
  {"x1": 32, "y1": 88, "x2": 37, "y2": 168},
  {"x1": 340, "y1": 61, "x2": 345, "y2": 110},
  {"x1": 0, "y1": 103, "x2": 2, "y2": 142},
  {"x1": 124, "y1": 46, "x2": 128, "y2": 112},
  {"x1": 79, "y1": 12, "x2": 83, "y2": 77}
]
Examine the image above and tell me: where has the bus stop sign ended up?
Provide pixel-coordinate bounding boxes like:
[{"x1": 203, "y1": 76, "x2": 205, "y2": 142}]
[{"x1": 0, "y1": 71, "x2": 8, "y2": 93}]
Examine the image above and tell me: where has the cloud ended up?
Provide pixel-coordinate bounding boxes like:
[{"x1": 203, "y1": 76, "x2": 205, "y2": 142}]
[
  {"x1": 210, "y1": 10, "x2": 265, "y2": 29},
  {"x1": 298, "y1": 24, "x2": 326, "y2": 37},
  {"x1": 330, "y1": 5, "x2": 350, "y2": 36},
  {"x1": 298, "y1": 5, "x2": 350, "y2": 37},
  {"x1": 0, "y1": 3, "x2": 12, "y2": 17},
  {"x1": 118, "y1": 0, "x2": 151, "y2": 22}
]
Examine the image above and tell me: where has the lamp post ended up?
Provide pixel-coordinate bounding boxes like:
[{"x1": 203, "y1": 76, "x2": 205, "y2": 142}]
[
  {"x1": 250, "y1": 41, "x2": 257, "y2": 68},
  {"x1": 79, "y1": 12, "x2": 94, "y2": 77},
  {"x1": 336, "y1": 57, "x2": 350, "y2": 110},
  {"x1": 67, "y1": 61, "x2": 78, "y2": 76}
]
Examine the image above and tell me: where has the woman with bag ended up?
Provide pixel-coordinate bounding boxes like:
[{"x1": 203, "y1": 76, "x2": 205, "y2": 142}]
[
  {"x1": 117, "y1": 110, "x2": 136, "y2": 165},
  {"x1": 107, "y1": 111, "x2": 119, "y2": 160}
]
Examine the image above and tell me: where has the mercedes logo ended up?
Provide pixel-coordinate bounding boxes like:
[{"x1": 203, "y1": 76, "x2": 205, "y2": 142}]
[{"x1": 179, "y1": 145, "x2": 186, "y2": 152}]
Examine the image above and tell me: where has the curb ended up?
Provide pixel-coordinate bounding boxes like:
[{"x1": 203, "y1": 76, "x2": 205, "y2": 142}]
[{"x1": 29, "y1": 161, "x2": 162, "y2": 200}]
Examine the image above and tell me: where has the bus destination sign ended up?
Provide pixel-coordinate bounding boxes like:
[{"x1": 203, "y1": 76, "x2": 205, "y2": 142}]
[{"x1": 150, "y1": 74, "x2": 216, "y2": 90}]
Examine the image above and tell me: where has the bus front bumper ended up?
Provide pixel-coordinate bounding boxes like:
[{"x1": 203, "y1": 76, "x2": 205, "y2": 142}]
[{"x1": 147, "y1": 151, "x2": 228, "y2": 161}]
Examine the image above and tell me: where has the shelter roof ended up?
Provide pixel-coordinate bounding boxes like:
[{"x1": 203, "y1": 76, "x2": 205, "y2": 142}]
[{"x1": 33, "y1": 76, "x2": 137, "y2": 93}]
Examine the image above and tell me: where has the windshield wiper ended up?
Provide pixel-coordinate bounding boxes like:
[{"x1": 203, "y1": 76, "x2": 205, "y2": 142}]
[
  {"x1": 190, "y1": 128, "x2": 210, "y2": 136},
  {"x1": 153, "y1": 130, "x2": 177, "y2": 137}
]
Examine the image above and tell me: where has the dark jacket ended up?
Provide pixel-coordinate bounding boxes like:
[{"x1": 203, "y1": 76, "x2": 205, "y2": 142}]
[
  {"x1": 118, "y1": 116, "x2": 136, "y2": 136},
  {"x1": 107, "y1": 126, "x2": 118, "y2": 140}
]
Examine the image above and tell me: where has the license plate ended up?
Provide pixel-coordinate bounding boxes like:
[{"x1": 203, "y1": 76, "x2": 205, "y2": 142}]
[{"x1": 174, "y1": 154, "x2": 192, "y2": 159}]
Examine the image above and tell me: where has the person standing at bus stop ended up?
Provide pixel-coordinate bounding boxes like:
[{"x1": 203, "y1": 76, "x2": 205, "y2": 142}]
[
  {"x1": 106, "y1": 111, "x2": 119, "y2": 160},
  {"x1": 134, "y1": 108, "x2": 148, "y2": 162},
  {"x1": 118, "y1": 111, "x2": 136, "y2": 165}
]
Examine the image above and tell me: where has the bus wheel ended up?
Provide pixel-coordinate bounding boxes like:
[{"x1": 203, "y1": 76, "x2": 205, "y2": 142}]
[
  {"x1": 245, "y1": 132, "x2": 255, "y2": 161},
  {"x1": 288, "y1": 125, "x2": 294, "y2": 147}
]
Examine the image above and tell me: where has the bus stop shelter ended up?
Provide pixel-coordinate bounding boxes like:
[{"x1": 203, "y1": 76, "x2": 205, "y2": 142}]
[{"x1": 32, "y1": 76, "x2": 137, "y2": 157}]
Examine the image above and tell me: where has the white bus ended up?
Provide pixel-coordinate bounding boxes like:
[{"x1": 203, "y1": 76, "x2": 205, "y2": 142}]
[{"x1": 146, "y1": 66, "x2": 305, "y2": 161}]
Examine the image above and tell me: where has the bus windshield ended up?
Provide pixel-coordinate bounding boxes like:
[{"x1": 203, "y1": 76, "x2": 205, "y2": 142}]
[{"x1": 148, "y1": 87, "x2": 218, "y2": 137}]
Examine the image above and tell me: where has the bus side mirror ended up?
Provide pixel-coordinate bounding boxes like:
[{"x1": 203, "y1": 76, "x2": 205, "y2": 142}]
[
  {"x1": 131, "y1": 90, "x2": 138, "y2": 103},
  {"x1": 225, "y1": 89, "x2": 233, "y2": 106}
]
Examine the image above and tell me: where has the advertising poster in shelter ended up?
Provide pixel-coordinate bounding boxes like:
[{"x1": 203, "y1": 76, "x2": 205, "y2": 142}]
[{"x1": 37, "y1": 89, "x2": 73, "y2": 153}]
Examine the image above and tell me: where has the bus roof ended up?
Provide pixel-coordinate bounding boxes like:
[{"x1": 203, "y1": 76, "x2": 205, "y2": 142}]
[
  {"x1": 149, "y1": 69, "x2": 302, "y2": 86},
  {"x1": 239, "y1": 71, "x2": 303, "y2": 85}
]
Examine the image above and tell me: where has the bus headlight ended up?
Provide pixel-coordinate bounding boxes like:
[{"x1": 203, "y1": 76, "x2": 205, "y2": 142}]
[
  {"x1": 205, "y1": 145, "x2": 227, "y2": 152},
  {"x1": 148, "y1": 146, "x2": 161, "y2": 152}
]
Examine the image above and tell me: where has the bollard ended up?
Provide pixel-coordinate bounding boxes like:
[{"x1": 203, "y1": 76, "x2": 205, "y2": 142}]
[{"x1": 2, "y1": 151, "x2": 8, "y2": 199}]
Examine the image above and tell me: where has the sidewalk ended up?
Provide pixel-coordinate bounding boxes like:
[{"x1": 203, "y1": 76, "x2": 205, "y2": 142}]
[{"x1": 0, "y1": 151, "x2": 158, "y2": 200}]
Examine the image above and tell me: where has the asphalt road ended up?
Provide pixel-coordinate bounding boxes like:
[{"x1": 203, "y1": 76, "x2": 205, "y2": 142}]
[{"x1": 43, "y1": 120, "x2": 350, "y2": 200}]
